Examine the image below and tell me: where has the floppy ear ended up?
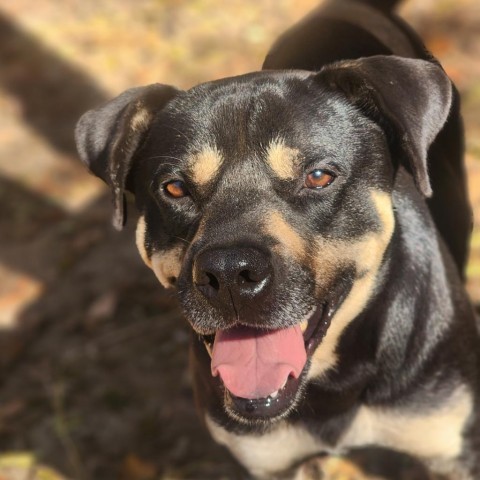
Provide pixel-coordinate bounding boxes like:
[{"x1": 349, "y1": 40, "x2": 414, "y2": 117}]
[
  {"x1": 75, "y1": 84, "x2": 180, "y2": 230},
  {"x1": 315, "y1": 56, "x2": 453, "y2": 196}
]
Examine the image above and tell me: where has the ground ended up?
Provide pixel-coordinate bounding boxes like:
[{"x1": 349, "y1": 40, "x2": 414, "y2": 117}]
[{"x1": 0, "y1": 1, "x2": 479, "y2": 479}]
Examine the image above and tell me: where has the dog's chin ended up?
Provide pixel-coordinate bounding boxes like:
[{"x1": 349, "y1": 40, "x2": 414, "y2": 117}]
[{"x1": 201, "y1": 302, "x2": 336, "y2": 424}]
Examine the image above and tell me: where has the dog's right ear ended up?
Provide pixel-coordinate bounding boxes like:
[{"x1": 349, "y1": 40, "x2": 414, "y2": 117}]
[{"x1": 75, "y1": 84, "x2": 180, "y2": 230}]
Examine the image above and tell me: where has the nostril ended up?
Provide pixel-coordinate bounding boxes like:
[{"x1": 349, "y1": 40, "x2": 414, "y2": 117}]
[
  {"x1": 239, "y1": 269, "x2": 260, "y2": 284},
  {"x1": 195, "y1": 270, "x2": 220, "y2": 289},
  {"x1": 194, "y1": 270, "x2": 220, "y2": 290},
  {"x1": 194, "y1": 270, "x2": 221, "y2": 300},
  {"x1": 206, "y1": 272, "x2": 220, "y2": 291}
]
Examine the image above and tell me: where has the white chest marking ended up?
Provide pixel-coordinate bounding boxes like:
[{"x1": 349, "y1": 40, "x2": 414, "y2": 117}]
[
  {"x1": 206, "y1": 416, "x2": 327, "y2": 478},
  {"x1": 206, "y1": 386, "x2": 472, "y2": 478}
]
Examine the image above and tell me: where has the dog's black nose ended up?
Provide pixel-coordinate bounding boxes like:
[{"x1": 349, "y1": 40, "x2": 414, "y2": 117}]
[{"x1": 193, "y1": 247, "x2": 272, "y2": 308}]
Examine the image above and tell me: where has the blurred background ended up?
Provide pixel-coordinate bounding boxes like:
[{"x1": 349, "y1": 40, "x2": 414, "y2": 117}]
[{"x1": 0, "y1": 0, "x2": 478, "y2": 479}]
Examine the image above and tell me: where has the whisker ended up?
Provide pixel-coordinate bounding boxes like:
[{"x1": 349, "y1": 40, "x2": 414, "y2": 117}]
[
  {"x1": 163, "y1": 124, "x2": 191, "y2": 141},
  {"x1": 147, "y1": 155, "x2": 183, "y2": 163},
  {"x1": 173, "y1": 236, "x2": 192, "y2": 246}
]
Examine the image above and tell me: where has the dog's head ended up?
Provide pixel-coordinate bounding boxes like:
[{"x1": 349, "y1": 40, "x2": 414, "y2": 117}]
[{"x1": 75, "y1": 56, "x2": 451, "y2": 423}]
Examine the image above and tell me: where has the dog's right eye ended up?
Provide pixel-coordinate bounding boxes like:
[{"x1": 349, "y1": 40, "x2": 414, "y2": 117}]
[
  {"x1": 304, "y1": 169, "x2": 336, "y2": 189},
  {"x1": 164, "y1": 180, "x2": 189, "y2": 199}
]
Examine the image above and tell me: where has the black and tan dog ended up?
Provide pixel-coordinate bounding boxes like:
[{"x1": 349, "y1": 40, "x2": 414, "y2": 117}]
[{"x1": 75, "y1": 0, "x2": 480, "y2": 478}]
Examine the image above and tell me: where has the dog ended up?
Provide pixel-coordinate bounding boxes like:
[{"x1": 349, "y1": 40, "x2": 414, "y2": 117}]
[{"x1": 75, "y1": 0, "x2": 480, "y2": 478}]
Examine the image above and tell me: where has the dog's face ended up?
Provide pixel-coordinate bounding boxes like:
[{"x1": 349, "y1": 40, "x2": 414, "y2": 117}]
[{"x1": 75, "y1": 57, "x2": 452, "y2": 423}]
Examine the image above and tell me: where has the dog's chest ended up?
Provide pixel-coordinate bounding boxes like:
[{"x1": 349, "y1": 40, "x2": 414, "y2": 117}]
[
  {"x1": 206, "y1": 415, "x2": 327, "y2": 477},
  {"x1": 205, "y1": 386, "x2": 472, "y2": 478}
]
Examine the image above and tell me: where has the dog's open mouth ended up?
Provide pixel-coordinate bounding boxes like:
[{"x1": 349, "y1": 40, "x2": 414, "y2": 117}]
[{"x1": 202, "y1": 303, "x2": 332, "y2": 421}]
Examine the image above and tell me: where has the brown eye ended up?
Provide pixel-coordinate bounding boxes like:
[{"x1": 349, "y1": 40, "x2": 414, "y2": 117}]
[
  {"x1": 305, "y1": 169, "x2": 335, "y2": 189},
  {"x1": 164, "y1": 180, "x2": 189, "y2": 198}
]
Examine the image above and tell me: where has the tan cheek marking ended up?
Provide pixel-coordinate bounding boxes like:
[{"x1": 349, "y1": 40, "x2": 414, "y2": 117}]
[
  {"x1": 151, "y1": 245, "x2": 184, "y2": 289},
  {"x1": 189, "y1": 146, "x2": 223, "y2": 185},
  {"x1": 266, "y1": 139, "x2": 300, "y2": 180},
  {"x1": 309, "y1": 190, "x2": 395, "y2": 379},
  {"x1": 136, "y1": 216, "x2": 184, "y2": 287},
  {"x1": 341, "y1": 386, "x2": 473, "y2": 463},
  {"x1": 264, "y1": 210, "x2": 306, "y2": 259},
  {"x1": 135, "y1": 215, "x2": 152, "y2": 268}
]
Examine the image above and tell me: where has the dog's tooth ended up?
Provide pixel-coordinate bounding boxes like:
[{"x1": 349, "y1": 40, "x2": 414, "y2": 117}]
[
  {"x1": 280, "y1": 379, "x2": 288, "y2": 390},
  {"x1": 203, "y1": 339, "x2": 213, "y2": 358},
  {"x1": 270, "y1": 390, "x2": 279, "y2": 399}
]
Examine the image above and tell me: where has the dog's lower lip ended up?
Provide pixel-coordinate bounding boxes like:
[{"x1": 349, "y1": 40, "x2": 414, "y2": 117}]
[
  {"x1": 304, "y1": 302, "x2": 331, "y2": 354},
  {"x1": 224, "y1": 374, "x2": 301, "y2": 420}
]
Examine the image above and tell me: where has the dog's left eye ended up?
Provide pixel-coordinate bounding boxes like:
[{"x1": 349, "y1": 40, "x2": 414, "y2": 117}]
[
  {"x1": 305, "y1": 169, "x2": 335, "y2": 189},
  {"x1": 164, "y1": 180, "x2": 189, "y2": 198}
]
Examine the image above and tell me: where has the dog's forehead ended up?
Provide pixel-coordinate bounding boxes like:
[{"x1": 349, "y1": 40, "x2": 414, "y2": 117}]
[
  {"x1": 140, "y1": 71, "x2": 387, "y2": 210},
  {"x1": 156, "y1": 72, "x2": 367, "y2": 171}
]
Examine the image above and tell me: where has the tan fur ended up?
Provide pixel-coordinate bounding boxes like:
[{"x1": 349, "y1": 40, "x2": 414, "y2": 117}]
[
  {"x1": 308, "y1": 190, "x2": 395, "y2": 378},
  {"x1": 342, "y1": 386, "x2": 473, "y2": 470},
  {"x1": 188, "y1": 146, "x2": 224, "y2": 185},
  {"x1": 130, "y1": 107, "x2": 151, "y2": 131},
  {"x1": 264, "y1": 210, "x2": 307, "y2": 260},
  {"x1": 294, "y1": 457, "x2": 366, "y2": 480},
  {"x1": 136, "y1": 216, "x2": 184, "y2": 288},
  {"x1": 135, "y1": 215, "x2": 152, "y2": 268},
  {"x1": 207, "y1": 385, "x2": 473, "y2": 479},
  {"x1": 266, "y1": 139, "x2": 300, "y2": 180},
  {"x1": 151, "y1": 245, "x2": 184, "y2": 288}
]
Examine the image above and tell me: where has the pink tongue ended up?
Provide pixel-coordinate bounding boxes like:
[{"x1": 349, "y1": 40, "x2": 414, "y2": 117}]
[{"x1": 211, "y1": 325, "x2": 307, "y2": 399}]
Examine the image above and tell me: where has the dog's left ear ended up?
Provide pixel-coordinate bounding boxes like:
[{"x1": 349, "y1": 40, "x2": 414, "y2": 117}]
[
  {"x1": 315, "y1": 56, "x2": 453, "y2": 196},
  {"x1": 75, "y1": 84, "x2": 180, "y2": 230}
]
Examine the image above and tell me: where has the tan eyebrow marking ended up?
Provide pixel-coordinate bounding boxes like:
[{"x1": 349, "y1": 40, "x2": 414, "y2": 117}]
[
  {"x1": 266, "y1": 139, "x2": 300, "y2": 180},
  {"x1": 188, "y1": 146, "x2": 224, "y2": 185},
  {"x1": 264, "y1": 210, "x2": 306, "y2": 259}
]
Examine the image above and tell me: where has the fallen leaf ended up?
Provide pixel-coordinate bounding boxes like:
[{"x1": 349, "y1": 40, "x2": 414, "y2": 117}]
[{"x1": 122, "y1": 453, "x2": 157, "y2": 480}]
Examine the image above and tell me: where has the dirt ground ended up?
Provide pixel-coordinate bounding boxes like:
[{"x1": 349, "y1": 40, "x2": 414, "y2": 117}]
[{"x1": 0, "y1": 1, "x2": 479, "y2": 479}]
